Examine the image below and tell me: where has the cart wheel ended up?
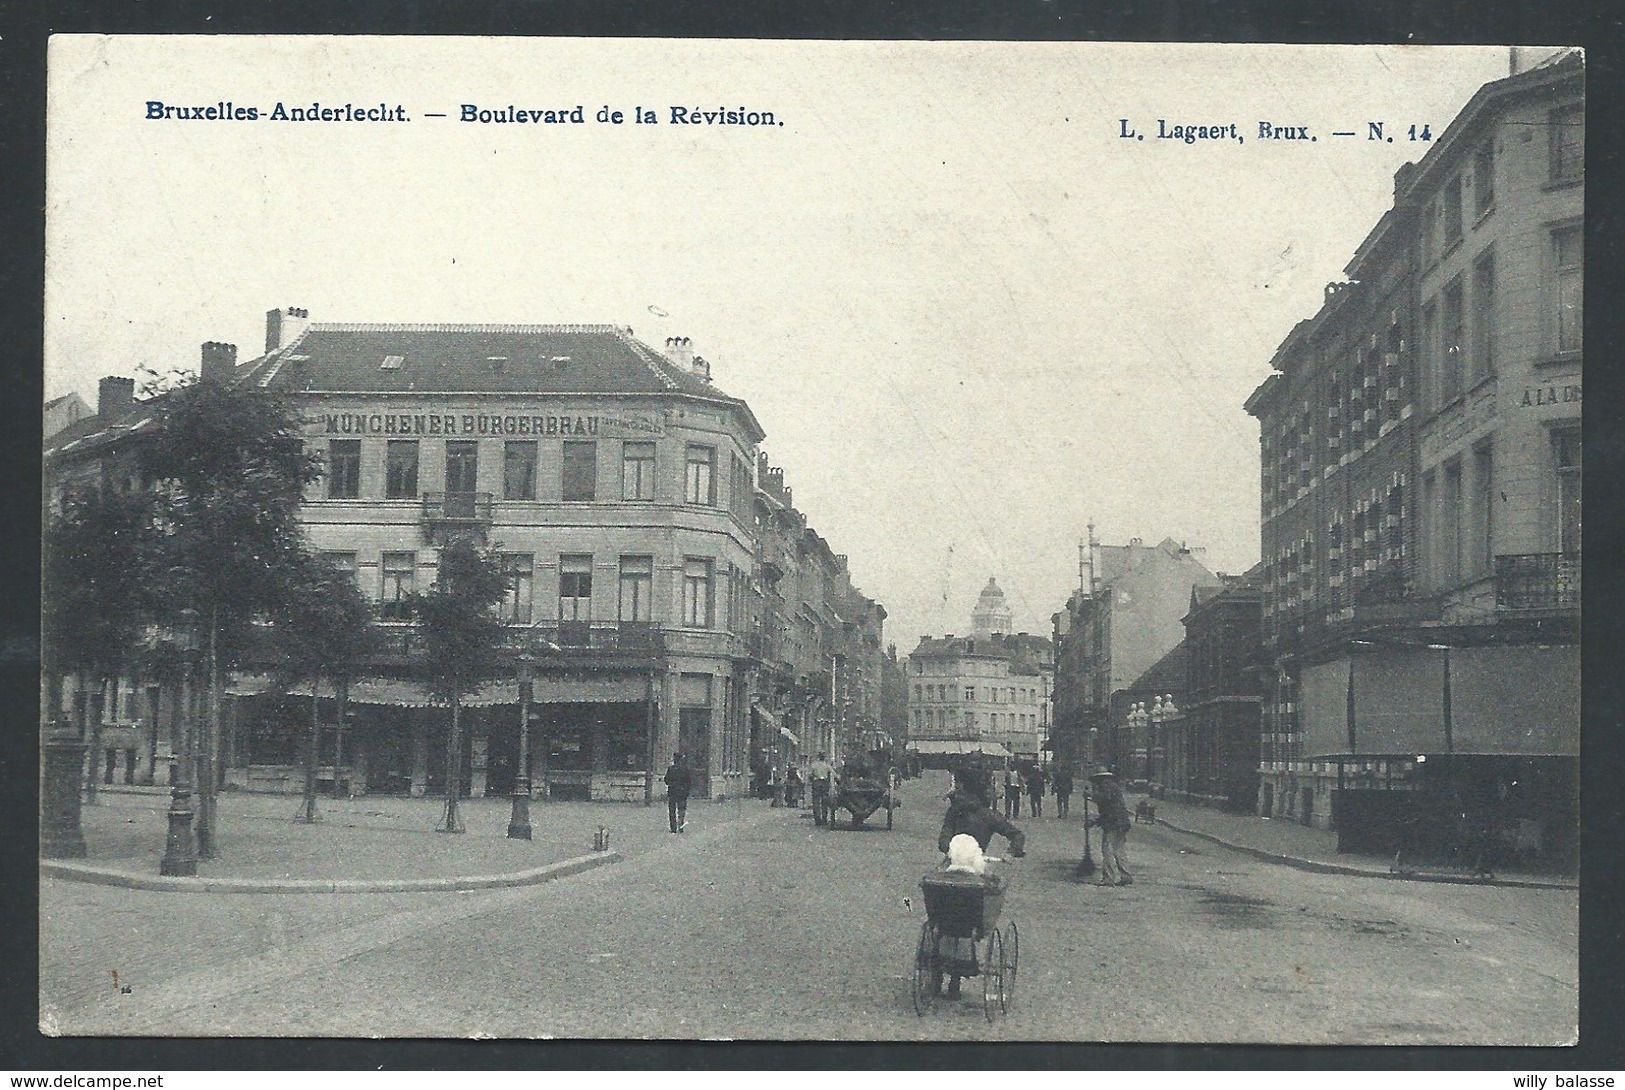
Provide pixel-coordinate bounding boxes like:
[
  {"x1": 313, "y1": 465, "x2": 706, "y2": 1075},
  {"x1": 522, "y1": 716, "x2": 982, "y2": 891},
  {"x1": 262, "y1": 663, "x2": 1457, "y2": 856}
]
[
  {"x1": 911, "y1": 922, "x2": 936, "y2": 1016},
  {"x1": 1003, "y1": 921, "x2": 1018, "y2": 1009},
  {"x1": 982, "y1": 927, "x2": 1005, "y2": 1022}
]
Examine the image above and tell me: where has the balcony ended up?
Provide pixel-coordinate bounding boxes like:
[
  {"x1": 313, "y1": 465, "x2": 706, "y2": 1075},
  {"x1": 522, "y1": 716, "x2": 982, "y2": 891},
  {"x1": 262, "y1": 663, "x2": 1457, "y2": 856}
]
[
  {"x1": 508, "y1": 621, "x2": 666, "y2": 656},
  {"x1": 421, "y1": 491, "x2": 493, "y2": 543},
  {"x1": 1496, "y1": 553, "x2": 1581, "y2": 612}
]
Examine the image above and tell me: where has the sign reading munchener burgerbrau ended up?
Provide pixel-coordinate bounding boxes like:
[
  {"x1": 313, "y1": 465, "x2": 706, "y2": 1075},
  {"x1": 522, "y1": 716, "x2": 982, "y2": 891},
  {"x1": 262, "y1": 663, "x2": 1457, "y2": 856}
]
[{"x1": 306, "y1": 410, "x2": 665, "y2": 437}]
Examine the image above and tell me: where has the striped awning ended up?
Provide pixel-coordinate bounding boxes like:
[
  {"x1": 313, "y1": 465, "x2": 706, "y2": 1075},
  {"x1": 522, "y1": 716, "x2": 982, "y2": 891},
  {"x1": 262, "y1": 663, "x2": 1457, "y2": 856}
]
[{"x1": 906, "y1": 740, "x2": 1012, "y2": 757}]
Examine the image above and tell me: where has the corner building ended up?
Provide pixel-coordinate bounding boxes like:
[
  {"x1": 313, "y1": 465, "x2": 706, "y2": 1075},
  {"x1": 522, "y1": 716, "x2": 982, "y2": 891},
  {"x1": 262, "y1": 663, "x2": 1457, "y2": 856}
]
[{"x1": 237, "y1": 314, "x2": 764, "y2": 802}]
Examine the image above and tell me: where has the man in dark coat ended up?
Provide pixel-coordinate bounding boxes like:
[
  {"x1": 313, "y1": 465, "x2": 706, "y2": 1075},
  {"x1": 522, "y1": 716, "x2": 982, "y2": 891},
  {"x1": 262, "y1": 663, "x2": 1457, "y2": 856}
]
[
  {"x1": 1088, "y1": 767, "x2": 1133, "y2": 885},
  {"x1": 1024, "y1": 765, "x2": 1047, "y2": 818},
  {"x1": 664, "y1": 752, "x2": 693, "y2": 833},
  {"x1": 939, "y1": 770, "x2": 1027, "y2": 858},
  {"x1": 1052, "y1": 767, "x2": 1074, "y2": 818}
]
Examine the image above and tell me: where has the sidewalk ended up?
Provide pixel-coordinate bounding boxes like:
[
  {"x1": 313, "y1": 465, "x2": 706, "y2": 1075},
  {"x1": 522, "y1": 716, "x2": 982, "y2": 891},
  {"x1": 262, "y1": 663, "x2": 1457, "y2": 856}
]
[
  {"x1": 1146, "y1": 795, "x2": 1577, "y2": 890},
  {"x1": 43, "y1": 786, "x2": 773, "y2": 892}
]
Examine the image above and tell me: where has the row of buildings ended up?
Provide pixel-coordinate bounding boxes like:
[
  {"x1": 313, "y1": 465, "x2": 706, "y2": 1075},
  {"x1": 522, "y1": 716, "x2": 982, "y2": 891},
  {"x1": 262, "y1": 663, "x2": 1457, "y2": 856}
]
[
  {"x1": 1045, "y1": 52, "x2": 1581, "y2": 870},
  {"x1": 44, "y1": 316, "x2": 890, "y2": 804}
]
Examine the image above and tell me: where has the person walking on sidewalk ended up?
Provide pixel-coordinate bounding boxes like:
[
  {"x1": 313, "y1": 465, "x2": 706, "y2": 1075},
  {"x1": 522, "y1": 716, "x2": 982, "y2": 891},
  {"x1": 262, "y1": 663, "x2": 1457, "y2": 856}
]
[
  {"x1": 1024, "y1": 765, "x2": 1047, "y2": 818},
  {"x1": 1052, "y1": 766, "x2": 1074, "y2": 818},
  {"x1": 664, "y1": 752, "x2": 693, "y2": 833},
  {"x1": 1087, "y1": 767, "x2": 1133, "y2": 885},
  {"x1": 809, "y1": 751, "x2": 834, "y2": 826},
  {"x1": 1002, "y1": 765, "x2": 1023, "y2": 818}
]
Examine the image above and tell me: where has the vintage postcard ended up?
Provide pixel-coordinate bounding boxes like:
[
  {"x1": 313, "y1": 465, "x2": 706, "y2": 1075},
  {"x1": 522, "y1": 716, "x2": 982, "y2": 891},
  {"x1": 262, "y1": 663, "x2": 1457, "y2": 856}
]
[{"x1": 40, "y1": 36, "x2": 1580, "y2": 1043}]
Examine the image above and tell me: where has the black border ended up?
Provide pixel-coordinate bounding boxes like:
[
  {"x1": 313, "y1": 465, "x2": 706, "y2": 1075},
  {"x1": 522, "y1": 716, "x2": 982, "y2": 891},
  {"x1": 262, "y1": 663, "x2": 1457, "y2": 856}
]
[{"x1": 4, "y1": 0, "x2": 1621, "y2": 1072}]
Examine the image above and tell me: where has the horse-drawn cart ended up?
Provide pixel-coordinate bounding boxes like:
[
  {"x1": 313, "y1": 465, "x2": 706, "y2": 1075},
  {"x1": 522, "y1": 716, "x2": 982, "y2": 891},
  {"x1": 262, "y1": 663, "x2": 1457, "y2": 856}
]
[{"x1": 825, "y1": 769, "x2": 896, "y2": 830}]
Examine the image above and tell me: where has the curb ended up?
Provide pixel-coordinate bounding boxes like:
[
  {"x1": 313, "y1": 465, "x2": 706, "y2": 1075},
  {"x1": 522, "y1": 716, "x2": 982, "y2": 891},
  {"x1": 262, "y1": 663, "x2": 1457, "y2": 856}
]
[
  {"x1": 1153, "y1": 818, "x2": 1577, "y2": 891},
  {"x1": 40, "y1": 850, "x2": 622, "y2": 894}
]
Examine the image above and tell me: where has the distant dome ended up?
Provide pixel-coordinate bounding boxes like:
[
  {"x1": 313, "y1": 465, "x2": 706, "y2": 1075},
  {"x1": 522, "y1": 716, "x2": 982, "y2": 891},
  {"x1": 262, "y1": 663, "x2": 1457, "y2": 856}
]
[{"x1": 970, "y1": 577, "x2": 1014, "y2": 639}]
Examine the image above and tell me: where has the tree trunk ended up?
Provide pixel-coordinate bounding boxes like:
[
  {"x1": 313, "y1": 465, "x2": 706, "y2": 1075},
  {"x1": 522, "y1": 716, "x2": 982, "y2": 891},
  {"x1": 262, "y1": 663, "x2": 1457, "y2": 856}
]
[
  {"x1": 301, "y1": 679, "x2": 320, "y2": 823},
  {"x1": 443, "y1": 693, "x2": 465, "y2": 833},
  {"x1": 197, "y1": 610, "x2": 220, "y2": 858},
  {"x1": 334, "y1": 677, "x2": 349, "y2": 794}
]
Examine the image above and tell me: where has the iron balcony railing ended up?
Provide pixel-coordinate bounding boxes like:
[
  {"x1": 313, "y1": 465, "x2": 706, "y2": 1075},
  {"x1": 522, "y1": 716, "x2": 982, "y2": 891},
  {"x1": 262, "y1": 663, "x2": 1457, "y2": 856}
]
[
  {"x1": 421, "y1": 491, "x2": 493, "y2": 523},
  {"x1": 504, "y1": 621, "x2": 666, "y2": 654},
  {"x1": 1496, "y1": 552, "x2": 1581, "y2": 611}
]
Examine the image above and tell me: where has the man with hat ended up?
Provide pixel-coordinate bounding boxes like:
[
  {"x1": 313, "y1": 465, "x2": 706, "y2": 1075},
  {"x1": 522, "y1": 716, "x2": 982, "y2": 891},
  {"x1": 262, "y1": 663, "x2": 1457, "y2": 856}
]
[
  {"x1": 939, "y1": 768, "x2": 1027, "y2": 859},
  {"x1": 1087, "y1": 767, "x2": 1133, "y2": 886}
]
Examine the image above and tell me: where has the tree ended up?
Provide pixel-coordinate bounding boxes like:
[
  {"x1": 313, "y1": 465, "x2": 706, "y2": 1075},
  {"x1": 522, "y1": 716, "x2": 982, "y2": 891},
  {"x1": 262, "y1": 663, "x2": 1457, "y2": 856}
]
[
  {"x1": 42, "y1": 488, "x2": 158, "y2": 803},
  {"x1": 271, "y1": 549, "x2": 380, "y2": 824},
  {"x1": 142, "y1": 376, "x2": 322, "y2": 856},
  {"x1": 410, "y1": 539, "x2": 511, "y2": 834}
]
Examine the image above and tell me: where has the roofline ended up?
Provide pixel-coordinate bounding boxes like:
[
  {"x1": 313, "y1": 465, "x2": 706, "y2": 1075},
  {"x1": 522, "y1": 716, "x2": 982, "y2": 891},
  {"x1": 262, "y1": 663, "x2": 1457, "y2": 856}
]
[{"x1": 1400, "y1": 51, "x2": 1582, "y2": 201}]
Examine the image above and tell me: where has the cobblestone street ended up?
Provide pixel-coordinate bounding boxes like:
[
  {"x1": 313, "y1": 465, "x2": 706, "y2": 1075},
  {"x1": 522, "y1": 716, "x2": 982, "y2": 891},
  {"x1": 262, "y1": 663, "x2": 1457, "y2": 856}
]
[{"x1": 41, "y1": 773, "x2": 1578, "y2": 1043}]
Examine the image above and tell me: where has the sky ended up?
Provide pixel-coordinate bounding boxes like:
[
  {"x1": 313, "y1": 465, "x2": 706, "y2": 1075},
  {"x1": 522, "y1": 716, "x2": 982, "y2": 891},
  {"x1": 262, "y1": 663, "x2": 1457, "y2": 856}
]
[{"x1": 44, "y1": 37, "x2": 1524, "y2": 651}]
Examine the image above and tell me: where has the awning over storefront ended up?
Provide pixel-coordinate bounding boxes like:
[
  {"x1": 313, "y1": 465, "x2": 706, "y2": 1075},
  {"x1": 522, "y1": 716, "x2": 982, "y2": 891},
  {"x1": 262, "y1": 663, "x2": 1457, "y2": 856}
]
[
  {"x1": 228, "y1": 674, "x2": 655, "y2": 707},
  {"x1": 906, "y1": 740, "x2": 1012, "y2": 757}
]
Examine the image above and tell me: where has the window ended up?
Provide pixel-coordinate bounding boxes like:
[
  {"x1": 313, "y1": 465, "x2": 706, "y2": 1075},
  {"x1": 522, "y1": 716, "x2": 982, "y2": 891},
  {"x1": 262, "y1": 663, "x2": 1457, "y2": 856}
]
[
  {"x1": 1420, "y1": 200, "x2": 1437, "y2": 267},
  {"x1": 685, "y1": 445, "x2": 715, "y2": 505},
  {"x1": 1441, "y1": 459, "x2": 1463, "y2": 588},
  {"x1": 559, "y1": 554, "x2": 593, "y2": 622},
  {"x1": 914, "y1": 684, "x2": 923, "y2": 702},
  {"x1": 445, "y1": 440, "x2": 478, "y2": 495},
  {"x1": 622, "y1": 441, "x2": 655, "y2": 501},
  {"x1": 1554, "y1": 226, "x2": 1583, "y2": 354},
  {"x1": 1472, "y1": 442, "x2": 1494, "y2": 579},
  {"x1": 1550, "y1": 103, "x2": 1583, "y2": 183},
  {"x1": 501, "y1": 554, "x2": 533, "y2": 623},
  {"x1": 381, "y1": 552, "x2": 415, "y2": 620},
  {"x1": 964, "y1": 686, "x2": 975, "y2": 702},
  {"x1": 504, "y1": 442, "x2": 537, "y2": 501},
  {"x1": 324, "y1": 551, "x2": 359, "y2": 583},
  {"x1": 1441, "y1": 279, "x2": 1464, "y2": 405},
  {"x1": 385, "y1": 440, "x2": 419, "y2": 499},
  {"x1": 1420, "y1": 301, "x2": 1438, "y2": 408},
  {"x1": 1474, "y1": 140, "x2": 1495, "y2": 215},
  {"x1": 682, "y1": 558, "x2": 714, "y2": 626},
  {"x1": 1555, "y1": 430, "x2": 1581, "y2": 553},
  {"x1": 1443, "y1": 176, "x2": 1463, "y2": 246},
  {"x1": 618, "y1": 555, "x2": 653, "y2": 622},
  {"x1": 327, "y1": 440, "x2": 360, "y2": 499},
  {"x1": 562, "y1": 440, "x2": 597, "y2": 501},
  {"x1": 1471, "y1": 252, "x2": 1496, "y2": 386}
]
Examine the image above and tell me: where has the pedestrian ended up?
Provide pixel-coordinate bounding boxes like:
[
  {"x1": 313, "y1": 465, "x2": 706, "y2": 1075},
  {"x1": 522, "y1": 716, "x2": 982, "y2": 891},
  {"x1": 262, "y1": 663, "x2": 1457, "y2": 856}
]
[
  {"x1": 1052, "y1": 766, "x2": 1074, "y2": 818},
  {"x1": 809, "y1": 751, "x2": 834, "y2": 826},
  {"x1": 1087, "y1": 767, "x2": 1133, "y2": 885},
  {"x1": 933, "y1": 769, "x2": 1026, "y2": 999},
  {"x1": 785, "y1": 765, "x2": 804, "y2": 808},
  {"x1": 664, "y1": 752, "x2": 693, "y2": 833},
  {"x1": 1003, "y1": 765, "x2": 1023, "y2": 818},
  {"x1": 1025, "y1": 765, "x2": 1047, "y2": 818}
]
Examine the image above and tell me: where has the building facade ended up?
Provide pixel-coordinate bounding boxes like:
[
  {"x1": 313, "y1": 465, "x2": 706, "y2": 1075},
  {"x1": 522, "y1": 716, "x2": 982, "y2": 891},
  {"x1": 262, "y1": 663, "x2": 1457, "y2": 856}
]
[
  {"x1": 905, "y1": 580, "x2": 1054, "y2": 763},
  {"x1": 1050, "y1": 532, "x2": 1221, "y2": 776},
  {"x1": 1243, "y1": 55, "x2": 1581, "y2": 868},
  {"x1": 1164, "y1": 573, "x2": 1264, "y2": 811},
  {"x1": 46, "y1": 311, "x2": 881, "y2": 808}
]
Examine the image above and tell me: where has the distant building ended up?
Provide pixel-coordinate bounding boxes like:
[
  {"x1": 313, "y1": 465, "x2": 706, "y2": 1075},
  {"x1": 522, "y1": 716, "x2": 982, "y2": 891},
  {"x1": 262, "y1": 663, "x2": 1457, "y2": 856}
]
[
  {"x1": 1165, "y1": 569, "x2": 1264, "y2": 811},
  {"x1": 1244, "y1": 55, "x2": 1581, "y2": 869},
  {"x1": 905, "y1": 580, "x2": 1053, "y2": 762},
  {"x1": 44, "y1": 391, "x2": 92, "y2": 442},
  {"x1": 1050, "y1": 531, "x2": 1221, "y2": 775}
]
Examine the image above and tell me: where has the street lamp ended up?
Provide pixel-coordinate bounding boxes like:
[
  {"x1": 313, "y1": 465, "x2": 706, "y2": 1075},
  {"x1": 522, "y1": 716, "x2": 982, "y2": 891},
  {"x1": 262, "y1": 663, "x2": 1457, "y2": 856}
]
[
  {"x1": 508, "y1": 651, "x2": 535, "y2": 840},
  {"x1": 159, "y1": 629, "x2": 200, "y2": 877},
  {"x1": 1151, "y1": 694, "x2": 1178, "y2": 798},
  {"x1": 1127, "y1": 701, "x2": 1149, "y2": 786}
]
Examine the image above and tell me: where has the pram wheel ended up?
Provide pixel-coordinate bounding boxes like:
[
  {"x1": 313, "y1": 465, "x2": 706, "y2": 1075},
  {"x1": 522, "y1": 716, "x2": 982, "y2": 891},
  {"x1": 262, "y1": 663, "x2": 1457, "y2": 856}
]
[
  {"x1": 982, "y1": 927, "x2": 1006, "y2": 1022},
  {"x1": 1004, "y1": 920, "x2": 1019, "y2": 1007},
  {"x1": 911, "y1": 921, "x2": 937, "y2": 1015}
]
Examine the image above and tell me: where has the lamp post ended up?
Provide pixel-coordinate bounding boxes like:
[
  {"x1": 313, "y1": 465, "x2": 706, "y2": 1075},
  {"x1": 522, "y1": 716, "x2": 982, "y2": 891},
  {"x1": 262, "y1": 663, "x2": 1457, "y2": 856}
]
[
  {"x1": 1127, "y1": 701, "x2": 1148, "y2": 787},
  {"x1": 160, "y1": 633, "x2": 199, "y2": 877},
  {"x1": 1152, "y1": 694, "x2": 1178, "y2": 798},
  {"x1": 508, "y1": 652, "x2": 535, "y2": 840},
  {"x1": 1077, "y1": 725, "x2": 1097, "y2": 877}
]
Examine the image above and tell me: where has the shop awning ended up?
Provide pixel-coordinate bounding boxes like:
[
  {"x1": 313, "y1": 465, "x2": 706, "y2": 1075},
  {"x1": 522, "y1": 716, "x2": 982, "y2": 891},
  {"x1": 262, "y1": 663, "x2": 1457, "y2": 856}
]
[{"x1": 906, "y1": 740, "x2": 1012, "y2": 757}]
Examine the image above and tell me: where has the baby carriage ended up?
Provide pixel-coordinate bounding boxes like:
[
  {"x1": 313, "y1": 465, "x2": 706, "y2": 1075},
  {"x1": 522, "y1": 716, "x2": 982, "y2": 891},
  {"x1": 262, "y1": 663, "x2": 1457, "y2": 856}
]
[{"x1": 912, "y1": 861, "x2": 1019, "y2": 1021}]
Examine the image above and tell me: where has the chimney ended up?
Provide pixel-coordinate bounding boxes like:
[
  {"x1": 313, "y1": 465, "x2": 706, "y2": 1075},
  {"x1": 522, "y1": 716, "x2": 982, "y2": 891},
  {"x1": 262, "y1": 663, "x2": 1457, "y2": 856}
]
[
  {"x1": 664, "y1": 335, "x2": 694, "y2": 371},
  {"x1": 1394, "y1": 161, "x2": 1418, "y2": 203},
  {"x1": 691, "y1": 355, "x2": 712, "y2": 383},
  {"x1": 200, "y1": 342, "x2": 237, "y2": 385},
  {"x1": 265, "y1": 306, "x2": 310, "y2": 353},
  {"x1": 97, "y1": 375, "x2": 135, "y2": 420}
]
